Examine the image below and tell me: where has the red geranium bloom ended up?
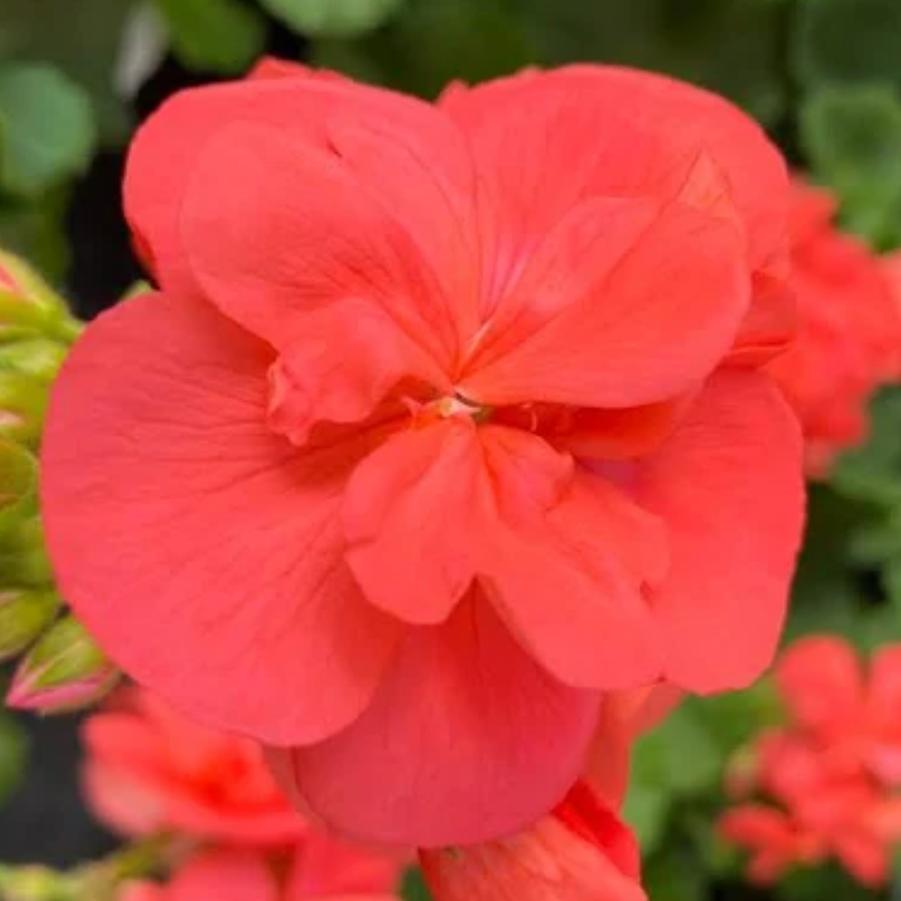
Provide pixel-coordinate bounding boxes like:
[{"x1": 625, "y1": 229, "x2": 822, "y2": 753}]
[
  {"x1": 420, "y1": 782, "x2": 645, "y2": 901},
  {"x1": 766, "y1": 182, "x2": 901, "y2": 476},
  {"x1": 720, "y1": 637, "x2": 901, "y2": 886},
  {"x1": 41, "y1": 61, "x2": 803, "y2": 845},
  {"x1": 82, "y1": 686, "x2": 307, "y2": 846},
  {"x1": 85, "y1": 687, "x2": 404, "y2": 898}
]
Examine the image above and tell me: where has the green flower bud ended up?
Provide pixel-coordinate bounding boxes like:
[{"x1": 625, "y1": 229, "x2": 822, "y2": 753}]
[
  {"x1": 0, "y1": 370, "x2": 47, "y2": 446},
  {"x1": 0, "y1": 589, "x2": 59, "y2": 662},
  {"x1": 0, "y1": 338, "x2": 69, "y2": 381},
  {"x1": 6, "y1": 615, "x2": 121, "y2": 714},
  {"x1": 0, "y1": 864, "x2": 76, "y2": 901},
  {"x1": 0, "y1": 439, "x2": 38, "y2": 539},
  {"x1": 0, "y1": 249, "x2": 80, "y2": 346},
  {"x1": 0, "y1": 517, "x2": 52, "y2": 587}
]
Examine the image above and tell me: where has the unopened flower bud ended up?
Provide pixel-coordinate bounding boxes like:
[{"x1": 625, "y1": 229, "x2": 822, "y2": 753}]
[
  {"x1": 0, "y1": 589, "x2": 59, "y2": 662},
  {"x1": 6, "y1": 615, "x2": 120, "y2": 714},
  {"x1": 0, "y1": 370, "x2": 47, "y2": 446},
  {"x1": 0, "y1": 864, "x2": 76, "y2": 901},
  {"x1": 0, "y1": 439, "x2": 37, "y2": 539},
  {"x1": 0, "y1": 250, "x2": 79, "y2": 345},
  {"x1": 0, "y1": 338, "x2": 69, "y2": 381},
  {"x1": 0, "y1": 518, "x2": 52, "y2": 587}
]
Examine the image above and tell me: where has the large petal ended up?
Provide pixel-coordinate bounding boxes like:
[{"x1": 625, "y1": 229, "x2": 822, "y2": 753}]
[
  {"x1": 182, "y1": 123, "x2": 459, "y2": 371},
  {"x1": 459, "y1": 199, "x2": 748, "y2": 409},
  {"x1": 275, "y1": 593, "x2": 601, "y2": 847},
  {"x1": 634, "y1": 369, "x2": 804, "y2": 692},
  {"x1": 342, "y1": 417, "x2": 483, "y2": 625},
  {"x1": 41, "y1": 293, "x2": 401, "y2": 745},
  {"x1": 342, "y1": 420, "x2": 666, "y2": 688},
  {"x1": 478, "y1": 427, "x2": 666, "y2": 689},
  {"x1": 266, "y1": 298, "x2": 446, "y2": 447},
  {"x1": 420, "y1": 783, "x2": 646, "y2": 901},
  {"x1": 441, "y1": 65, "x2": 788, "y2": 283},
  {"x1": 126, "y1": 72, "x2": 478, "y2": 350}
]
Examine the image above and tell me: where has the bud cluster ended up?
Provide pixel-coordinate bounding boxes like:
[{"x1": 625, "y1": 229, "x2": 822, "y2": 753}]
[{"x1": 0, "y1": 250, "x2": 119, "y2": 713}]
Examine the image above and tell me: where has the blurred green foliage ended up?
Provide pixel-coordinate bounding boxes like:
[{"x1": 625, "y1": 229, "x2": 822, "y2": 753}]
[
  {"x1": 0, "y1": 709, "x2": 26, "y2": 807},
  {"x1": 1, "y1": 1, "x2": 901, "y2": 899}
]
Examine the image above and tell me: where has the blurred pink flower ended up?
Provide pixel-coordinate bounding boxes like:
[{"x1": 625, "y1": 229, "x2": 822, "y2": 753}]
[
  {"x1": 83, "y1": 686, "x2": 305, "y2": 846},
  {"x1": 766, "y1": 182, "x2": 901, "y2": 475},
  {"x1": 83, "y1": 688, "x2": 404, "y2": 897},
  {"x1": 720, "y1": 636, "x2": 901, "y2": 886}
]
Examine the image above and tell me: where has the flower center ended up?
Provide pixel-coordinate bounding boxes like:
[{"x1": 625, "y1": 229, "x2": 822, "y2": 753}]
[{"x1": 431, "y1": 392, "x2": 493, "y2": 423}]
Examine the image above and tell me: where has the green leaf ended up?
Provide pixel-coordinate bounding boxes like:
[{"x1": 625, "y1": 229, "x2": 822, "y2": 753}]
[
  {"x1": 154, "y1": 0, "x2": 267, "y2": 74},
  {"x1": 643, "y1": 842, "x2": 708, "y2": 901},
  {"x1": 314, "y1": 0, "x2": 537, "y2": 98},
  {"x1": 623, "y1": 782, "x2": 670, "y2": 854},
  {"x1": 630, "y1": 703, "x2": 721, "y2": 797},
  {"x1": 0, "y1": 710, "x2": 26, "y2": 807},
  {"x1": 833, "y1": 387, "x2": 901, "y2": 505},
  {"x1": 261, "y1": 0, "x2": 405, "y2": 37},
  {"x1": 522, "y1": 0, "x2": 789, "y2": 125},
  {"x1": 800, "y1": 85, "x2": 901, "y2": 247},
  {"x1": 0, "y1": 64, "x2": 96, "y2": 196},
  {"x1": 401, "y1": 868, "x2": 432, "y2": 901},
  {"x1": 795, "y1": 0, "x2": 901, "y2": 93},
  {"x1": 0, "y1": 190, "x2": 71, "y2": 282},
  {"x1": 0, "y1": 0, "x2": 137, "y2": 143}
]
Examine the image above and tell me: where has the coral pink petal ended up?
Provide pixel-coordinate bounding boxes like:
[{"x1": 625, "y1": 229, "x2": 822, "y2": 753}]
[
  {"x1": 166, "y1": 851, "x2": 279, "y2": 901},
  {"x1": 729, "y1": 271, "x2": 798, "y2": 366},
  {"x1": 441, "y1": 65, "x2": 788, "y2": 276},
  {"x1": 342, "y1": 418, "x2": 482, "y2": 625},
  {"x1": 420, "y1": 784, "x2": 646, "y2": 901},
  {"x1": 182, "y1": 122, "x2": 459, "y2": 370},
  {"x1": 126, "y1": 75, "x2": 477, "y2": 349},
  {"x1": 40, "y1": 292, "x2": 401, "y2": 745},
  {"x1": 776, "y1": 636, "x2": 863, "y2": 734},
  {"x1": 275, "y1": 592, "x2": 601, "y2": 847},
  {"x1": 287, "y1": 831, "x2": 405, "y2": 897},
  {"x1": 266, "y1": 298, "x2": 442, "y2": 446},
  {"x1": 82, "y1": 761, "x2": 165, "y2": 836},
  {"x1": 868, "y1": 646, "x2": 901, "y2": 728},
  {"x1": 478, "y1": 428, "x2": 665, "y2": 688},
  {"x1": 460, "y1": 199, "x2": 748, "y2": 409},
  {"x1": 548, "y1": 398, "x2": 691, "y2": 460},
  {"x1": 584, "y1": 685, "x2": 683, "y2": 808},
  {"x1": 634, "y1": 369, "x2": 804, "y2": 693}
]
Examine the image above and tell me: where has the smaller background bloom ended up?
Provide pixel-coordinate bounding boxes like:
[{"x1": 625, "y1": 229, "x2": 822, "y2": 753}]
[
  {"x1": 82, "y1": 686, "x2": 306, "y2": 846},
  {"x1": 766, "y1": 182, "x2": 901, "y2": 476},
  {"x1": 82, "y1": 687, "x2": 405, "y2": 899},
  {"x1": 719, "y1": 636, "x2": 901, "y2": 887}
]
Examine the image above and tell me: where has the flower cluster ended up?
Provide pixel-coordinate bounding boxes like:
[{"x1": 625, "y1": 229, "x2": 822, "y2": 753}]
[
  {"x1": 766, "y1": 182, "x2": 901, "y2": 476},
  {"x1": 0, "y1": 250, "x2": 119, "y2": 712},
  {"x1": 80, "y1": 687, "x2": 403, "y2": 900},
  {"x1": 40, "y1": 59, "x2": 805, "y2": 854},
  {"x1": 720, "y1": 637, "x2": 901, "y2": 886}
]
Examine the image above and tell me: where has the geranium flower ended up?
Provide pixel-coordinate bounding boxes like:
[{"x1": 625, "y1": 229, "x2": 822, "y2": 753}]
[
  {"x1": 420, "y1": 782, "x2": 645, "y2": 900},
  {"x1": 720, "y1": 636, "x2": 901, "y2": 886},
  {"x1": 84, "y1": 688, "x2": 404, "y2": 898},
  {"x1": 766, "y1": 182, "x2": 901, "y2": 475},
  {"x1": 41, "y1": 61, "x2": 804, "y2": 845},
  {"x1": 82, "y1": 686, "x2": 307, "y2": 845}
]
